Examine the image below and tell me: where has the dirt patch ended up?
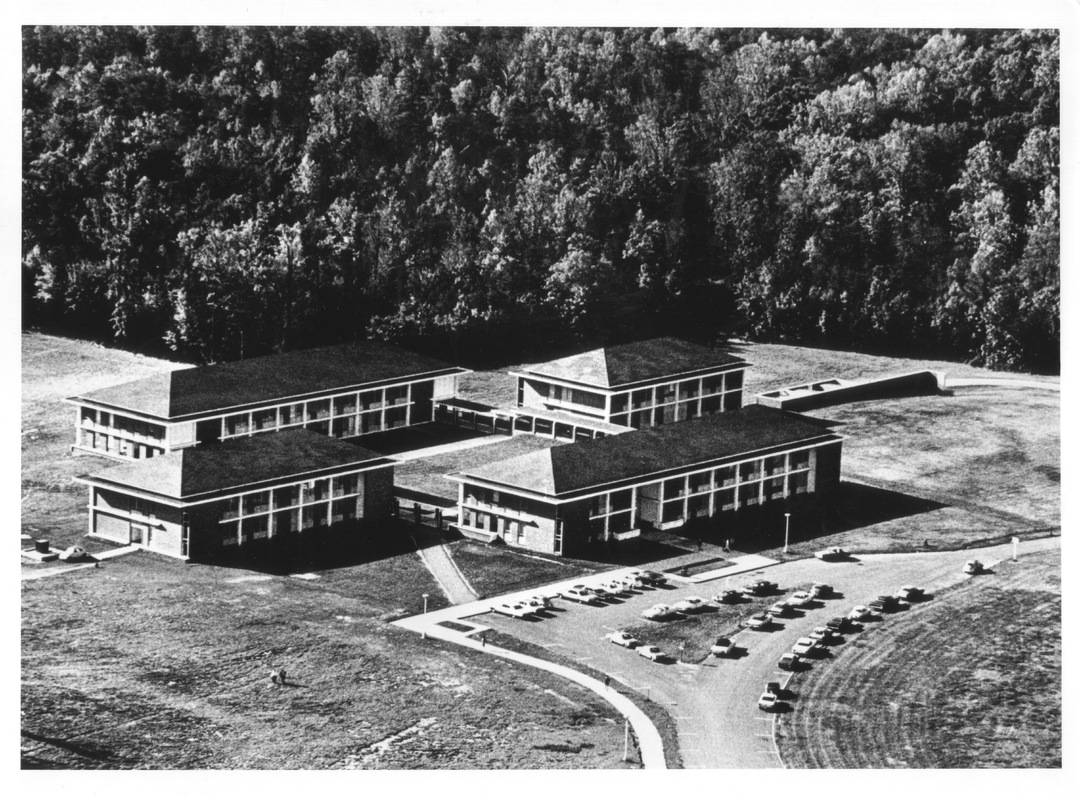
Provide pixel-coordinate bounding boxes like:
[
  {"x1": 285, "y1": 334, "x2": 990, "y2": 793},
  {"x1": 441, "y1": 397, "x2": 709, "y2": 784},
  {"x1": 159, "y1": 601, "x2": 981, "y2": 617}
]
[{"x1": 776, "y1": 549, "x2": 1061, "y2": 768}]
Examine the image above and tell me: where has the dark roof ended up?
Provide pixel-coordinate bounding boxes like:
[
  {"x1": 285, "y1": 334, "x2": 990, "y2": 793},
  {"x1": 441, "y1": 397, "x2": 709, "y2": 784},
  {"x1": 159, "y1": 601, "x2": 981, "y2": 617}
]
[
  {"x1": 518, "y1": 337, "x2": 746, "y2": 389},
  {"x1": 458, "y1": 406, "x2": 839, "y2": 496},
  {"x1": 72, "y1": 341, "x2": 468, "y2": 420},
  {"x1": 79, "y1": 429, "x2": 392, "y2": 501}
]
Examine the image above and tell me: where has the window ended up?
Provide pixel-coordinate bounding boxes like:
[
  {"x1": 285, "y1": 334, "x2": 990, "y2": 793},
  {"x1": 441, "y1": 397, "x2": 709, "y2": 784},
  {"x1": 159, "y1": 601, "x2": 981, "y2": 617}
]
[
  {"x1": 701, "y1": 395, "x2": 721, "y2": 415},
  {"x1": 273, "y1": 509, "x2": 298, "y2": 534},
  {"x1": 333, "y1": 394, "x2": 357, "y2": 416},
  {"x1": 589, "y1": 495, "x2": 606, "y2": 517},
  {"x1": 386, "y1": 385, "x2": 408, "y2": 405},
  {"x1": 361, "y1": 412, "x2": 383, "y2": 434},
  {"x1": 610, "y1": 393, "x2": 628, "y2": 414},
  {"x1": 702, "y1": 375, "x2": 724, "y2": 395},
  {"x1": 661, "y1": 501, "x2": 683, "y2": 523},
  {"x1": 689, "y1": 494, "x2": 710, "y2": 518},
  {"x1": 610, "y1": 489, "x2": 632, "y2": 512},
  {"x1": 333, "y1": 415, "x2": 358, "y2": 437},
  {"x1": 334, "y1": 473, "x2": 360, "y2": 497},
  {"x1": 242, "y1": 491, "x2": 270, "y2": 516},
  {"x1": 718, "y1": 488, "x2": 736, "y2": 511},
  {"x1": 273, "y1": 485, "x2": 299, "y2": 508},
  {"x1": 766, "y1": 455, "x2": 786, "y2": 476},
  {"x1": 724, "y1": 391, "x2": 741, "y2": 411},
  {"x1": 727, "y1": 370, "x2": 744, "y2": 390},
  {"x1": 663, "y1": 477, "x2": 685, "y2": 500},
  {"x1": 631, "y1": 388, "x2": 652, "y2": 409},
  {"x1": 385, "y1": 406, "x2": 408, "y2": 428},
  {"x1": 224, "y1": 414, "x2": 250, "y2": 436},
  {"x1": 220, "y1": 497, "x2": 240, "y2": 521},
  {"x1": 717, "y1": 466, "x2": 736, "y2": 486},
  {"x1": 679, "y1": 379, "x2": 700, "y2": 399},
  {"x1": 254, "y1": 409, "x2": 277, "y2": 431},
  {"x1": 279, "y1": 404, "x2": 303, "y2": 425},
  {"x1": 609, "y1": 512, "x2": 632, "y2": 534},
  {"x1": 739, "y1": 460, "x2": 761, "y2": 481},
  {"x1": 331, "y1": 498, "x2": 358, "y2": 524},
  {"x1": 738, "y1": 483, "x2": 759, "y2": 506},
  {"x1": 306, "y1": 399, "x2": 330, "y2": 421},
  {"x1": 656, "y1": 383, "x2": 676, "y2": 403},
  {"x1": 790, "y1": 450, "x2": 810, "y2": 469},
  {"x1": 360, "y1": 390, "x2": 382, "y2": 410},
  {"x1": 689, "y1": 471, "x2": 711, "y2": 493}
]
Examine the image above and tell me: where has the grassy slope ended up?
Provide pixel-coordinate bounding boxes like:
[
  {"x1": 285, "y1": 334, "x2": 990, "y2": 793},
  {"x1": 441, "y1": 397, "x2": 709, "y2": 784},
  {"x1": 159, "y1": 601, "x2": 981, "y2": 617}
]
[{"x1": 776, "y1": 549, "x2": 1061, "y2": 768}]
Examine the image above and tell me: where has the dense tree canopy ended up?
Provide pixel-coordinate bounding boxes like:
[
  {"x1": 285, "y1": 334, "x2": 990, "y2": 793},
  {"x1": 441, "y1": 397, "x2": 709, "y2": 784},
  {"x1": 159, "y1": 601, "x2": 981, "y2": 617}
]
[{"x1": 22, "y1": 26, "x2": 1059, "y2": 371}]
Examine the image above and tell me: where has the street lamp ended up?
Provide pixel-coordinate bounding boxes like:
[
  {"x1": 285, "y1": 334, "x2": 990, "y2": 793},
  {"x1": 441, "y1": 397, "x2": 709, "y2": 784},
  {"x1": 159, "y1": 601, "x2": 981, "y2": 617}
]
[
  {"x1": 784, "y1": 513, "x2": 791, "y2": 554},
  {"x1": 422, "y1": 593, "x2": 429, "y2": 614}
]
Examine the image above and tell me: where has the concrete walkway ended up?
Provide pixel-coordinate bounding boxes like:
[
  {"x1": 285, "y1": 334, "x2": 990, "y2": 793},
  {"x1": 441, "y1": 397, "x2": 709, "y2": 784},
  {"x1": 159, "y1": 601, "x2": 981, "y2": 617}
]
[
  {"x1": 406, "y1": 524, "x2": 478, "y2": 605},
  {"x1": 946, "y1": 377, "x2": 1059, "y2": 391},
  {"x1": 21, "y1": 545, "x2": 140, "y2": 581}
]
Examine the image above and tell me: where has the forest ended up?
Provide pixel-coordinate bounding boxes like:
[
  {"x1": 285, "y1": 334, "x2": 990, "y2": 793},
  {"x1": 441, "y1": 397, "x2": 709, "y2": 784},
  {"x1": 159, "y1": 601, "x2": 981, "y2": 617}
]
[{"x1": 22, "y1": 26, "x2": 1059, "y2": 372}]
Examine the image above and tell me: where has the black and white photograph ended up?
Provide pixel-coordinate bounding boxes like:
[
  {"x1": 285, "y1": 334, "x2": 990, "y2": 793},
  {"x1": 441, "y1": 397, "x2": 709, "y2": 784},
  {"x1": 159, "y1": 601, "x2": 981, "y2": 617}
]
[{"x1": 16, "y1": 0, "x2": 1067, "y2": 778}]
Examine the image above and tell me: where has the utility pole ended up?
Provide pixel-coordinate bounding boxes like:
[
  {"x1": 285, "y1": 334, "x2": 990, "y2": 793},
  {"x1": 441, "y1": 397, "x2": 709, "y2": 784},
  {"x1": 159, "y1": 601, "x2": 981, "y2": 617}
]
[{"x1": 784, "y1": 512, "x2": 791, "y2": 554}]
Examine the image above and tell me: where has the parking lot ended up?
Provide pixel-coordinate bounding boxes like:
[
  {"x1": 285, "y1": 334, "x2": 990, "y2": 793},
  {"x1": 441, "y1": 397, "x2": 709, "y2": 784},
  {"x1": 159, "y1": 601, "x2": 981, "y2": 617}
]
[{"x1": 399, "y1": 537, "x2": 1058, "y2": 768}]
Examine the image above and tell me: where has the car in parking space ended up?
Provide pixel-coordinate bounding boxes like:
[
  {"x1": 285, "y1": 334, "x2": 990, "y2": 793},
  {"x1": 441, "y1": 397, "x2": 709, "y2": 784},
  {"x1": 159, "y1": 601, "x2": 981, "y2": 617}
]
[
  {"x1": 869, "y1": 595, "x2": 900, "y2": 613},
  {"x1": 964, "y1": 559, "x2": 985, "y2": 575},
  {"x1": 778, "y1": 652, "x2": 802, "y2": 671},
  {"x1": 523, "y1": 594, "x2": 554, "y2": 611},
  {"x1": 710, "y1": 637, "x2": 737, "y2": 657},
  {"x1": 741, "y1": 579, "x2": 777, "y2": 596},
  {"x1": 637, "y1": 644, "x2": 670, "y2": 662},
  {"x1": 786, "y1": 590, "x2": 815, "y2": 608},
  {"x1": 630, "y1": 569, "x2": 667, "y2": 586},
  {"x1": 809, "y1": 626, "x2": 835, "y2": 643},
  {"x1": 895, "y1": 585, "x2": 925, "y2": 602},
  {"x1": 713, "y1": 589, "x2": 742, "y2": 604},
  {"x1": 491, "y1": 602, "x2": 531, "y2": 619},
  {"x1": 673, "y1": 597, "x2": 709, "y2": 613},
  {"x1": 642, "y1": 603, "x2": 675, "y2": 620},
  {"x1": 616, "y1": 573, "x2": 645, "y2": 590},
  {"x1": 826, "y1": 616, "x2": 856, "y2": 632},
  {"x1": 563, "y1": 586, "x2": 603, "y2": 605},
  {"x1": 599, "y1": 579, "x2": 633, "y2": 596},
  {"x1": 746, "y1": 612, "x2": 775, "y2": 631},
  {"x1": 766, "y1": 600, "x2": 796, "y2": 618},
  {"x1": 815, "y1": 546, "x2": 850, "y2": 561},
  {"x1": 758, "y1": 691, "x2": 781, "y2": 712},
  {"x1": 792, "y1": 637, "x2": 817, "y2": 656},
  {"x1": 810, "y1": 582, "x2": 834, "y2": 598},
  {"x1": 589, "y1": 584, "x2": 618, "y2": 600},
  {"x1": 848, "y1": 605, "x2": 873, "y2": 621},
  {"x1": 607, "y1": 631, "x2": 641, "y2": 648}
]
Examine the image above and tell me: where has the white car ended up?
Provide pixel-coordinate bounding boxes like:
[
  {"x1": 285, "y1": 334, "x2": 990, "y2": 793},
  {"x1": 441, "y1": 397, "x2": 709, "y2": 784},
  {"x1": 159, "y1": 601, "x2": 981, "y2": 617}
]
[
  {"x1": 608, "y1": 631, "x2": 641, "y2": 648},
  {"x1": 616, "y1": 573, "x2": 645, "y2": 590},
  {"x1": 514, "y1": 600, "x2": 543, "y2": 617},
  {"x1": 758, "y1": 692, "x2": 780, "y2": 712},
  {"x1": 637, "y1": 645, "x2": 669, "y2": 662},
  {"x1": 600, "y1": 579, "x2": 633, "y2": 596},
  {"x1": 642, "y1": 603, "x2": 674, "y2": 621},
  {"x1": 523, "y1": 594, "x2": 554, "y2": 610},
  {"x1": 710, "y1": 637, "x2": 736, "y2": 657},
  {"x1": 792, "y1": 637, "x2": 817, "y2": 656},
  {"x1": 491, "y1": 602, "x2": 530, "y2": 619},
  {"x1": 786, "y1": 590, "x2": 814, "y2": 607},
  {"x1": 746, "y1": 612, "x2": 774, "y2": 631},
  {"x1": 848, "y1": 605, "x2": 872, "y2": 621},
  {"x1": 673, "y1": 597, "x2": 708, "y2": 613},
  {"x1": 563, "y1": 586, "x2": 602, "y2": 605}
]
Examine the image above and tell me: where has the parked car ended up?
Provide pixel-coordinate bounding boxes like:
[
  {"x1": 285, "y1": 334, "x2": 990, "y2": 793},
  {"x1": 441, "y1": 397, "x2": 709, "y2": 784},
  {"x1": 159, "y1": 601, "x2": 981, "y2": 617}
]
[
  {"x1": 630, "y1": 569, "x2": 667, "y2": 586},
  {"x1": 815, "y1": 547, "x2": 850, "y2": 561},
  {"x1": 600, "y1": 579, "x2": 633, "y2": 596},
  {"x1": 617, "y1": 573, "x2": 645, "y2": 590},
  {"x1": 826, "y1": 616, "x2": 855, "y2": 632},
  {"x1": 607, "y1": 631, "x2": 641, "y2": 648},
  {"x1": 746, "y1": 612, "x2": 774, "y2": 631},
  {"x1": 786, "y1": 590, "x2": 815, "y2": 607},
  {"x1": 637, "y1": 645, "x2": 670, "y2": 662},
  {"x1": 810, "y1": 582, "x2": 834, "y2": 598},
  {"x1": 741, "y1": 579, "x2": 777, "y2": 596},
  {"x1": 589, "y1": 584, "x2": 618, "y2": 600},
  {"x1": 758, "y1": 692, "x2": 780, "y2": 711},
  {"x1": 964, "y1": 560, "x2": 985, "y2": 575},
  {"x1": 792, "y1": 637, "x2": 817, "y2": 656},
  {"x1": 767, "y1": 601, "x2": 795, "y2": 617},
  {"x1": 713, "y1": 589, "x2": 742, "y2": 604},
  {"x1": 710, "y1": 637, "x2": 736, "y2": 657},
  {"x1": 563, "y1": 586, "x2": 602, "y2": 605},
  {"x1": 778, "y1": 652, "x2": 802, "y2": 671},
  {"x1": 848, "y1": 605, "x2": 873, "y2": 621},
  {"x1": 523, "y1": 594, "x2": 553, "y2": 611},
  {"x1": 514, "y1": 600, "x2": 544, "y2": 617},
  {"x1": 809, "y1": 626, "x2": 835, "y2": 643},
  {"x1": 869, "y1": 595, "x2": 900, "y2": 613},
  {"x1": 673, "y1": 597, "x2": 708, "y2": 613},
  {"x1": 642, "y1": 603, "x2": 674, "y2": 621},
  {"x1": 765, "y1": 681, "x2": 782, "y2": 695},
  {"x1": 491, "y1": 602, "x2": 530, "y2": 619},
  {"x1": 895, "y1": 585, "x2": 924, "y2": 602}
]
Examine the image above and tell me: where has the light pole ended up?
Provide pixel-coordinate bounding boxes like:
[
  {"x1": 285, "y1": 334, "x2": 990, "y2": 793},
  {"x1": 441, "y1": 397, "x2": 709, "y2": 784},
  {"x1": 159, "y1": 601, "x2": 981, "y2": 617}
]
[
  {"x1": 784, "y1": 512, "x2": 791, "y2": 554},
  {"x1": 422, "y1": 593, "x2": 429, "y2": 614}
]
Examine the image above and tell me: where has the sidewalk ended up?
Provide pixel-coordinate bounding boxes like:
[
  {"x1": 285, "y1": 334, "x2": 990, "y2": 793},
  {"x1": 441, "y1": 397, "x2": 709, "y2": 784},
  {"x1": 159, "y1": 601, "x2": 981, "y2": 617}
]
[
  {"x1": 406, "y1": 524, "x2": 478, "y2": 605},
  {"x1": 947, "y1": 377, "x2": 1059, "y2": 391},
  {"x1": 394, "y1": 610, "x2": 667, "y2": 768},
  {"x1": 21, "y1": 545, "x2": 140, "y2": 581}
]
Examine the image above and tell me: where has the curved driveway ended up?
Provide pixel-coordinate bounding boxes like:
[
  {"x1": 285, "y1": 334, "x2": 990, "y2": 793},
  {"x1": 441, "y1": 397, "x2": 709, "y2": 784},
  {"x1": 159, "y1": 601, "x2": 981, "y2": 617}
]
[{"x1": 426, "y1": 536, "x2": 1058, "y2": 768}]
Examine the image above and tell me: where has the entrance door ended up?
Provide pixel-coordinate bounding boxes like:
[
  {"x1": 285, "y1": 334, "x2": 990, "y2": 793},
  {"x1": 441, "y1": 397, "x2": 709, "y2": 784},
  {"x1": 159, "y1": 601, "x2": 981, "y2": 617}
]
[{"x1": 130, "y1": 523, "x2": 148, "y2": 545}]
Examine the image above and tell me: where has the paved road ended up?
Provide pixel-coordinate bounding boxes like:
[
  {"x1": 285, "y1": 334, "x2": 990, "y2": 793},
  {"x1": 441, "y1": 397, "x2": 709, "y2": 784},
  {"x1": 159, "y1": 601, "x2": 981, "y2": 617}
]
[{"x1": 407, "y1": 535, "x2": 1058, "y2": 768}]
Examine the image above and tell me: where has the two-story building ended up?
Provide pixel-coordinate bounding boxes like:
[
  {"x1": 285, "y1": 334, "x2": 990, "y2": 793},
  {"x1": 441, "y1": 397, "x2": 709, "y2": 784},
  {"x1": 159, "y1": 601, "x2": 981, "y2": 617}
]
[
  {"x1": 447, "y1": 405, "x2": 842, "y2": 556},
  {"x1": 74, "y1": 429, "x2": 396, "y2": 561},
  {"x1": 67, "y1": 341, "x2": 469, "y2": 460},
  {"x1": 511, "y1": 337, "x2": 749, "y2": 429}
]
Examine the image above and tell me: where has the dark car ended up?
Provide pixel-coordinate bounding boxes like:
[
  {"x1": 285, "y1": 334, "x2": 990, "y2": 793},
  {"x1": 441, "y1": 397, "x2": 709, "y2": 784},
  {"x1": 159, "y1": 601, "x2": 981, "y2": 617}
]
[{"x1": 826, "y1": 616, "x2": 855, "y2": 632}]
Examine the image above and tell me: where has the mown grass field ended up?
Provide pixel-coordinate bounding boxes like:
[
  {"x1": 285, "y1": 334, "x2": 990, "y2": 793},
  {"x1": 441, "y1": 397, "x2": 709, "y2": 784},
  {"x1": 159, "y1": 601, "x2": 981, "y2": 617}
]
[
  {"x1": 776, "y1": 549, "x2": 1061, "y2": 768},
  {"x1": 448, "y1": 541, "x2": 603, "y2": 598}
]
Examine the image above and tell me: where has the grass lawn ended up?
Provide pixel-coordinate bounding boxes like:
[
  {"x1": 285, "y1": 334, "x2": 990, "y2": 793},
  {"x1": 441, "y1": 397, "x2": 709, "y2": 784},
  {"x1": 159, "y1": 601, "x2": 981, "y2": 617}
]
[
  {"x1": 448, "y1": 540, "x2": 605, "y2": 598},
  {"x1": 21, "y1": 550, "x2": 632, "y2": 769},
  {"x1": 776, "y1": 548, "x2": 1061, "y2": 768}
]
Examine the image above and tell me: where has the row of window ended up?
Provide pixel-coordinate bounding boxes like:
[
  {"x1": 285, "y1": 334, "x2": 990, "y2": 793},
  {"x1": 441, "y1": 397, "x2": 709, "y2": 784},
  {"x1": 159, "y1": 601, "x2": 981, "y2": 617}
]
[
  {"x1": 80, "y1": 408, "x2": 167, "y2": 442},
  {"x1": 220, "y1": 388, "x2": 412, "y2": 439},
  {"x1": 614, "y1": 370, "x2": 744, "y2": 414},
  {"x1": 218, "y1": 474, "x2": 363, "y2": 521},
  {"x1": 80, "y1": 430, "x2": 164, "y2": 459},
  {"x1": 218, "y1": 499, "x2": 359, "y2": 545},
  {"x1": 459, "y1": 508, "x2": 530, "y2": 545},
  {"x1": 462, "y1": 486, "x2": 546, "y2": 519},
  {"x1": 609, "y1": 390, "x2": 743, "y2": 428}
]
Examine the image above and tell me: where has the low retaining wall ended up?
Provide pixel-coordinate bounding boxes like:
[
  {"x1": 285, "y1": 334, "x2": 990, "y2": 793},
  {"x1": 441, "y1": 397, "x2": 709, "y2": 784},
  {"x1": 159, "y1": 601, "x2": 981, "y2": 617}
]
[{"x1": 755, "y1": 370, "x2": 945, "y2": 411}]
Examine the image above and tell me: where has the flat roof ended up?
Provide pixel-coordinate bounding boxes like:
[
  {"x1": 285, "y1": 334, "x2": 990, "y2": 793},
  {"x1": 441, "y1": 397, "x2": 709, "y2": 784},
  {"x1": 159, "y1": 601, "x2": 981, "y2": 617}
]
[
  {"x1": 70, "y1": 341, "x2": 468, "y2": 420},
  {"x1": 454, "y1": 405, "x2": 840, "y2": 497},
  {"x1": 77, "y1": 429, "x2": 393, "y2": 501},
  {"x1": 516, "y1": 337, "x2": 746, "y2": 391}
]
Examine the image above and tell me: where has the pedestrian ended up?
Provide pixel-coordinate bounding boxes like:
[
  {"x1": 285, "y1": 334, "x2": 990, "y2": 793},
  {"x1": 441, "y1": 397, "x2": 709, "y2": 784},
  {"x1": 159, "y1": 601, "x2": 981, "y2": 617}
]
[
  {"x1": 697, "y1": 538, "x2": 703, "y2": 552},
  {"x1": 481, "y1": 634, "x2": 487, "y2": 647},
  {"x1": 604, "y1": 675, "x2": 610, "y2": 690},
  {"x1": 279, "y1": 668, "x2": 287, "y2": 685}
]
